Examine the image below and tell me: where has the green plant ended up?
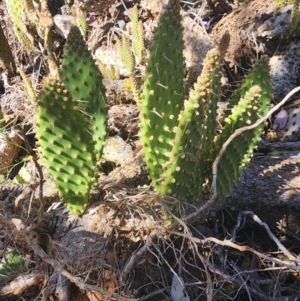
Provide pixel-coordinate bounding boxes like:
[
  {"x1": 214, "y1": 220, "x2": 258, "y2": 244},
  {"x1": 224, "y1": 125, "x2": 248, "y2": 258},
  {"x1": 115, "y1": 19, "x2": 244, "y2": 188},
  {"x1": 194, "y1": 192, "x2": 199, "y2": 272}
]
[
  {"x1": 289, "y1": 0, "x2": 300, "y2": 35},
  {"x1": 36, "y1": 26, "x2": 107, "y2": 215},
  {"x1": 114, "y1": 6, "x2": 145, "y2": 72},
  {"x1": 131, "y1": 5, "x2": 144, "y2": 60},
  {"x1": 71, "y1": 6, "x2": 87, "y2": 38},
  {"x1": 116, "y1": 33, "x2": 135, "y2": 73},
  {"x1": 18, "y1": 67, "x2": 37, "y2": 101},
  {"x1": 97, "y1": 61, "x2": 120, "y2": 80},
  {"x1": 36, "y1": 0, "x2": 271, "y2": 218},
  {"x1": 5, "y1": 0, "x2": 40, "y2": 52},
  {"x1": 0, "y1": 248, "x2": 24, "y2": 280},
  {"x1": 5, "y1": 0, "x2": 56, "y2": 77},
  {"x1": 139, "y1": 0, "x2": 271, "y2": 220}
]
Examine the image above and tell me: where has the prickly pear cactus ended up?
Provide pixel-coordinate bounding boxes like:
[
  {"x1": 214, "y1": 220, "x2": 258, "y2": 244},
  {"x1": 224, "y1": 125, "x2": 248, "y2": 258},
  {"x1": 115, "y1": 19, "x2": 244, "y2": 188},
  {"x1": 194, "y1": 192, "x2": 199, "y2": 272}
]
[
  {"x1": 36, "y1": 79, "x2": 97, "y2": 216},
  {"x1": 140, "y1": 0, "x2": 185, "y2": 183},
  {"x1": 138, "y1": 0, "x2": 272, "y2": 219}
]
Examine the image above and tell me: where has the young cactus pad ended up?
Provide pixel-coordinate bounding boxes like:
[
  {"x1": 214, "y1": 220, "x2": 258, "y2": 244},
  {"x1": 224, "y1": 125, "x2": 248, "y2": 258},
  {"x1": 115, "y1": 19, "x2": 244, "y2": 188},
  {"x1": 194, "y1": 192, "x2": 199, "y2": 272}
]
[
  {"x1": 60, "y1": 26, "x2": 107, "y2": 163},
  {"x1": 159, "y1": 34, "x2": 230, "y2": 204},
  {"x1": 140, "y1": 0, "x2": 185, "y2": 183},
  {"x1": 36, "y1": 79, "x2": 97, "y2": 216},
  {"x1": 215, "y1": 58, "x2": 271, "y2": 199}
]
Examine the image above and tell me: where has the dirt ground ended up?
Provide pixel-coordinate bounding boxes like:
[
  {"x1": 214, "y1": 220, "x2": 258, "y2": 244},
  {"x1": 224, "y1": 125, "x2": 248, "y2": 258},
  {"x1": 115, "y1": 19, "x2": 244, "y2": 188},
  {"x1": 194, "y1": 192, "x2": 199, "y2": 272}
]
[{"x1": 1, "y1": 0, "x2": 300, "y2": 300}]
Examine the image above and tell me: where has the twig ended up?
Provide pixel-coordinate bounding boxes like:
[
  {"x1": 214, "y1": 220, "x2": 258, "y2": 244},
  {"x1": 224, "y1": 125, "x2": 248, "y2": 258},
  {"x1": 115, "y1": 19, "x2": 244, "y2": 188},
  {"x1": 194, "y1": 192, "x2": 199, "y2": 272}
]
[
  {"x1": 0, "y1": 272, "x2": 44, "y2": 296},
  {"x1": 200, "y1": 255, "x2": 273, "y2": 301},
  {"x1": 25, "y1": 233, "x2": 139, "y2": 301},
  {"x1": 23, "y1": 135, "x2": 45, "y2": 223},
  {"x1": 121, "y1": 230, "x2": 160, "y2": 281},
  {"x1": 196, "y1": 236, "x2": 300, "y2": 271},
  {"x1": 152, "y1": 223, "x2": 300, "y2": 271},
  {"x1": 160, "y1": 202, "x2": 214, "y2": 301},
  {"x1": 242, "y1": 210, "x2": 297, "y2": 262}
]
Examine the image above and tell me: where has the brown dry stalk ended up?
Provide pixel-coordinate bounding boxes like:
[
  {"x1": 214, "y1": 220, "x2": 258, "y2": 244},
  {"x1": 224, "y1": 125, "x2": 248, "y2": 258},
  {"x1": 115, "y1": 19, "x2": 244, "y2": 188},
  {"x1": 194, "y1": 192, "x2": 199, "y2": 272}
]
[{"x1": 0, "y1": 272, "x2": 44, "y2": 296}]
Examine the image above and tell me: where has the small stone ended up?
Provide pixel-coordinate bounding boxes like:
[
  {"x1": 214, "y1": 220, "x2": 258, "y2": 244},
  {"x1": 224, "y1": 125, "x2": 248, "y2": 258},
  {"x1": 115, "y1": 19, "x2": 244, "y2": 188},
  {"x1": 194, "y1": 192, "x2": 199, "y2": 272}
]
[{"x1": 273, "y1": 108, "x2": 288, "y2": 130}]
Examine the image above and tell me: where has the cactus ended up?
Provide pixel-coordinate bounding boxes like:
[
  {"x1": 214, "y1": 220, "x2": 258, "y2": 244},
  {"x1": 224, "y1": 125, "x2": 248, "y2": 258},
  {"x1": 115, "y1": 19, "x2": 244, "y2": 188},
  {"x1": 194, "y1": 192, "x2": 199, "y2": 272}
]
[
  {"x1": 35, "y1": 0, "x2": 272, "y2": 219},
  {"x1": 37, "y1": 79, "x2": 97, "y2": 216},
  {"x1": 214, "y1": 58, "x2": 271, "y2": 198},
  {"x1": 132, "y1": 5, "x2": 144, "y2": 59},
  {"x1": 37, "y1": 26, "x2": 107, "y2": 215},
  {"x1": 38, "y1": 0, "x2": 54, "y2": 28},
  {"x1": 140, "y1": 0, "x2": 185, "y2": 183},
  {"x1": 6, "y1": 0, "x2": 40, "y2": 53},
  {"x1": 23, "y1": 0, "x2": 39, "y2": 24},
  {"x1": 116, "y1": 34, "x2": 135, "y2": 73},
  {"x1": 18, "y1": 67, "x2": 37, "y2": 101},
  {"x1": 289, "y1": 0, "x2": 300, "y2": 35},
  {"x1": 97, "y1": 60, "x2": 120, "y2": 80},
  {"x1": 139, "y1": 0, "x2": 271, "y2": 220},
  {"x1": 159, "y1": 34, "x2": 230, "y2": 204},
  {"x1": 60, "y1": 26, "x2": 107, "y2": 163}
]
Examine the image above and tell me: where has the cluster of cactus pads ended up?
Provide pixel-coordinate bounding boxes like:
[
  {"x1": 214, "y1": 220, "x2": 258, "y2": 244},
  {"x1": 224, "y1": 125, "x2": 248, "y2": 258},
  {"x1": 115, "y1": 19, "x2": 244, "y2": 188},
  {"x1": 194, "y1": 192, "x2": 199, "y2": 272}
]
[
  {"x1": 36, "y1": 0, "x2": 271, "y2": 217},
  {"x1": 140, "y1": 0, "x2": 271, "y2": 219}
]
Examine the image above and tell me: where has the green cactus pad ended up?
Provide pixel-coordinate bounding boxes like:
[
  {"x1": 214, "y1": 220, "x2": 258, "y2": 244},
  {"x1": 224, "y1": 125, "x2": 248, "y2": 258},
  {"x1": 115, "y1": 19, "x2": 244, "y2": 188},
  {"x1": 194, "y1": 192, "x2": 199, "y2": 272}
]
[
  {"x1": 132, "y1": 5, "x2": 144, "y2": 59},
  {"x1": 216, "y1": 86, "x2": 263, "y2": 198},
  {"x1": 159, "y1": 37, "x2": 229, "y2": 204},
  {"x1": 6, "y1": 0, "x2": 40, "y2": 52},
  {"x1": 215, "y1": 57, "x2": 271, "y2": 198},
  {"x1": 140, "y1": 0, "x2": 185, "y2": 183},
  {"x1": 60, "y1": 26, "x2": 107, "y2": 163},
  {"x1": 36, "y1": 79, "x2": 96, "y2": 215},
  {"x1": 122, "y1": 34, "x2": 135, "y2": 72},
  {"x1": 223, "y1": 56, "x2": 271, "y2": 122}
]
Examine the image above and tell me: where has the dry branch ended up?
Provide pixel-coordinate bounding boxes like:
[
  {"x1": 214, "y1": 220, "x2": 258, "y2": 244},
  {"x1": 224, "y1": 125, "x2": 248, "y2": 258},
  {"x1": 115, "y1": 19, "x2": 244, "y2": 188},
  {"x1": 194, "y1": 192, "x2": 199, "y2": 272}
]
[
  {"x1": 0, "y1": 272, "x2": 44, "y2": 296},
  {"x1": 25, "y1": 232, "x2": 139, "y2": 301}
]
